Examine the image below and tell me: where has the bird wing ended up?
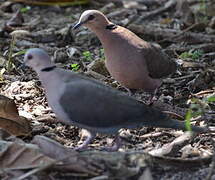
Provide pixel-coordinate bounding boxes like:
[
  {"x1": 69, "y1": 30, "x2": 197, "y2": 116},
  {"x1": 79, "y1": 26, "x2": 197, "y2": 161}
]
[
  {"x1": 58, "y1": 74, "x2": 161, "y2": 129},
  {"x1": 142, "y1": 43, "x2": 177, "y2": 79}
]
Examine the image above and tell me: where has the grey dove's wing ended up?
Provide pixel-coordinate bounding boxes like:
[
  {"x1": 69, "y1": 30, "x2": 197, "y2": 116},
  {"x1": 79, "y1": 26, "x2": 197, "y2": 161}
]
[
  {"x1": 58, "y1": 75, "x2": 165, "y2": 130},
  {"x1": 57, "y1": 69, "x2": 206, "y2": 134}
]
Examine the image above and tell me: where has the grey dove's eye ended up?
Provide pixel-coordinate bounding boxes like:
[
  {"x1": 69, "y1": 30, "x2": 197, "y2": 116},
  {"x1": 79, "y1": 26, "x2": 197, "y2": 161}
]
[{"x1": 27, "y1": 54, "x2": 33, "y2": 60}]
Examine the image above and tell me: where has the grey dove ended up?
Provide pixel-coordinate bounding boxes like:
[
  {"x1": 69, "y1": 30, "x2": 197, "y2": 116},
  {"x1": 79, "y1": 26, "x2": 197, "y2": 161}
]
[
  {"x1": 24, "y1": 48, "x2": 206, "y2": 151},
  {"x1": 73, "y1": 10, "x2": 177, "y2": 93}
]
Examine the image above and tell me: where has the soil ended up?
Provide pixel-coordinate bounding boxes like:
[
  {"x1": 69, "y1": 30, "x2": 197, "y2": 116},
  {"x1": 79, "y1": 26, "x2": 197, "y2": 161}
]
[{"x1": 0, "y1": 0, "x2": 215, "y2": 179}]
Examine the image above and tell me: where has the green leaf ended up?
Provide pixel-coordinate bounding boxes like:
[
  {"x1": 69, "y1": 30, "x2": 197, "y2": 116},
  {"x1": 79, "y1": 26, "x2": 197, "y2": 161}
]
[
  {"x1": 82, "y1": 51, "x2": 93, "y2": 61},
  {"x1": 206, "y1": 95, "x2": 215, "y2": 103},
  {"x1": 99, "y1": 48, "x2": 105, "y2": 60},
  {"x1": 70, "y1": 63, "x2": 80, "y2": 71},
  {"x1": 185, "y1": 110, "x2": 192, "y2": 132},
  {"x1": 179, "y1": 50, "x2": 203, "y2": 60},
  {"x1": 12, "y1": 49, "x2": 28, "y2": 58},
  {"x1": 179, "y1": 52, "x2": 190, "y2": 59},
  {"x1": 20, "y1": 6, "x2": 31, "y2": 13}
]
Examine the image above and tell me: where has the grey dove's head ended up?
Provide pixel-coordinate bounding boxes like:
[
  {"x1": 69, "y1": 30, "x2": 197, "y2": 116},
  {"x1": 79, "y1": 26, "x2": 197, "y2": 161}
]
[
  {"x1": 24, "y1": 48, "x2": 53, "y2": 72},
  {"x1": 73, "y1": 10, "x2": 110, "y2": 30}
]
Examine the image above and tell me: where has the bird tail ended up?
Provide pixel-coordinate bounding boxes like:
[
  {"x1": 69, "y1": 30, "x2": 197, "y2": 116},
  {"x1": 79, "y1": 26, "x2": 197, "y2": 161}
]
[{"x1": 148, "y1": 117, "x2": 208, "y2": 133}]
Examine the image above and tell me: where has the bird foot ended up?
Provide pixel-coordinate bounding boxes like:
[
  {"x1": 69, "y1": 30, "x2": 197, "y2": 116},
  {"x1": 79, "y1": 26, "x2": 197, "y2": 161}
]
[
  {"x1": 74, "y1": 132, "x2": 96, "y2": 151},
  {"x1": 74, "y1": 144, "x2": 89, "y2": 151},
  {"x1": 147, "y1": 95, "x2": 157, "y2": 106},
  {"x1": 147, "y1": 88, "x2": 159, "y2": 105},
  {"x1": 101, "y1": 144, "x2": 120, "y2": 152},
  {"x1": 101, "y1": 136, "x2": 122, "y2": 152}
]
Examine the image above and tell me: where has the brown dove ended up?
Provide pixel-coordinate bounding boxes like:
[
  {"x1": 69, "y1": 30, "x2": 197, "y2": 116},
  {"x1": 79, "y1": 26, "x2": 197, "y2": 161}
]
[{"x1": 73, "y1": 10, "x2": 177, "y2": 93}]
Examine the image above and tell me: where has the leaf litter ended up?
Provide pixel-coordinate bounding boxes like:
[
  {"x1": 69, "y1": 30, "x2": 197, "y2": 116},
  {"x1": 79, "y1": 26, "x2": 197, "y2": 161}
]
[{"x1": 0, "y1": 0, "x2": 215, "y2": 179}]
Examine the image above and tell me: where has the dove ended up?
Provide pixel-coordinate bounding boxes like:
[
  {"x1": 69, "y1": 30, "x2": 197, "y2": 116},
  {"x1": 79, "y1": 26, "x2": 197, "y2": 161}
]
[
  {"x1": 73, "y1": 10, "x2": 176, "y2": 94},
  {"x1": 24, "y1": 48, "x2": 206, "y2": 151}
]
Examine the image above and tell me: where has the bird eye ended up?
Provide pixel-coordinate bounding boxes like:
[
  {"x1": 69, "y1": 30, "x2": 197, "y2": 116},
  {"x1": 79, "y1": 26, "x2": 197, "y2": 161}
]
[
  {"x1": 27, "y1": 54, "x2": 33, "y2": 60},
  {"x1": 88, "y1": 15, "x2": 95, "y2": 21}
]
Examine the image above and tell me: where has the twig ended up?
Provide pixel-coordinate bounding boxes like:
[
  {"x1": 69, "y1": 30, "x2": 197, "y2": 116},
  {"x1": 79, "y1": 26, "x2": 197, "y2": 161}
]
[
  {"x1": 134, "y1": 0, "x2": 177, "y2": 24},
  {"x1": 206, "y1": 138, "x2": 215, "y2": 180},
  {"x1": 127, "y1": 24, "x2": 215, "y2": 44}
]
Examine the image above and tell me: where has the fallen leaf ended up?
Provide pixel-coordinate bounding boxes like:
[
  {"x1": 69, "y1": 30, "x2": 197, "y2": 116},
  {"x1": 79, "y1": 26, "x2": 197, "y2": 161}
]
[
  {"x1": 0, "y1": 140, "x2": 55, "y2": 170},
  {"x1": 0, "y1": 117, "x2": 31, "y2": 136},
  {"x1": 4, "y1": 9, "x2": 26, "y2": 33},
  {"x1": 0, "y1": 94, "x2": 31, "y2": 136},
  {"x1": 32, "y1": 135, "x2": 103, "y2": 175},
  {"x1": 10, "y1": 0, "x2": 89, "y2": 6},
  {"x1": 149, "y1": 132, "x2": 194, "y2": 157}
]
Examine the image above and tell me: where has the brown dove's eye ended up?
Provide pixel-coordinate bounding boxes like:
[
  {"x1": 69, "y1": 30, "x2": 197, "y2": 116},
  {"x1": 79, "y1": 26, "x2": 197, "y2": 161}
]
[
  {"x1": 88, "y1": 15, "x2": 95, "y2": 21},
  {"x1": 27, "y1": 54, "x2": 33, "y2": 60}
]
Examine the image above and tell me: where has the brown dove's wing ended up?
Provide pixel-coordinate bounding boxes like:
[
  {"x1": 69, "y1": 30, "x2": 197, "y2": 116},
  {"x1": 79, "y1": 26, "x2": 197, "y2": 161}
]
[{"x1": 142, "y1": 43, "x2": 177, "y2": 79}]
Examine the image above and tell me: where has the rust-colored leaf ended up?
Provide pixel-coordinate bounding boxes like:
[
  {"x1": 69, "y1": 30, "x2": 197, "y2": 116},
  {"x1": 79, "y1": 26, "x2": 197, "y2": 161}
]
[
  {"x1": 0, "y1": 117, "x2": 31, "y2": 136},
  {"x1": 10, "y1": 0, "x2": 89, "y2": 6},
  {"x1": 0, "y1": 95, "x2": 31, "y2": 136}
]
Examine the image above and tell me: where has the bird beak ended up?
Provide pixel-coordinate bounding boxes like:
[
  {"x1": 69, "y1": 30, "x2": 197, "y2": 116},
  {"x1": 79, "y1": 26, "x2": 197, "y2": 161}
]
[{"x1": 72, "y1": 21, "x2": 84, "y2": 30}]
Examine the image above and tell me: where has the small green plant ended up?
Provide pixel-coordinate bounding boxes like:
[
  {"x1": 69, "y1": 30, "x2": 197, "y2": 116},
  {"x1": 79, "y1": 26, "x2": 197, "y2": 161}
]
[
  {"x1": 185, "y1": 95, "x2": 215, "y2": 131},
  {"x1": 7, "y1": 35, "x2": 16, "y2": 71},
  {"x1": 12, "y1": 49, "x2": 27, "y2": 58},
  {"x1": 179, "y1": 49, "x2": 203, "y2": 60},
  {"x1": 99, "y1": 48, "x2": 105, "y2": 60},
  {"x1": 82, "y1": 51, "x2": 93, "y2": 61},
  {"x1": 200, "y1": 0, "x2": 206, "y2": 14},
  {"x1": 185, "y1": 109, "x2": 192, "y2": 131},
  {"x1": 20, "y1": 6, "x2": 31, "y2": 13},
  {"x1": 70, "y1": 63, "x2": 80, "y2": 71}
]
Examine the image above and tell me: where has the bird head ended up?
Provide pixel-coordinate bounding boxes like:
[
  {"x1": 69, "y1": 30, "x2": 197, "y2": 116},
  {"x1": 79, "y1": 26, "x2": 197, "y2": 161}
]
[
  {"x1": 24, "y1": 48, "x2": 53, "y2": 72},
  {"x1": 73, "y1": 10, "x2": 110, "y2": 30}
]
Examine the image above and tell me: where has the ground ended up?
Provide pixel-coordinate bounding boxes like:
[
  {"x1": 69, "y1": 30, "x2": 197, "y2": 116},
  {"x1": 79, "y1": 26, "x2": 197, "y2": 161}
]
[{"x1": 0, "y1": 0, "x2": 215, "y2": 179}]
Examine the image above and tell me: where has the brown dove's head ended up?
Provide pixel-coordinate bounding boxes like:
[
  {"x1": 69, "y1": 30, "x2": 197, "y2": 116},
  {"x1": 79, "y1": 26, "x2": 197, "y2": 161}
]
[
  {"x1": 24, "y1": 48, "x2": 53, "y2": 72},
  {"x1": 73, "y1": 10, "x2": 110, "y2": 30}
]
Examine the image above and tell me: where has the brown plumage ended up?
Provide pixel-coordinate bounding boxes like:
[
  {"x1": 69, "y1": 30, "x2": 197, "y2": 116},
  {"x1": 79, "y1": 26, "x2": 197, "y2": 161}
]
[{"x1": 73, "y1": 10, "x2": 176, "y2": 93}]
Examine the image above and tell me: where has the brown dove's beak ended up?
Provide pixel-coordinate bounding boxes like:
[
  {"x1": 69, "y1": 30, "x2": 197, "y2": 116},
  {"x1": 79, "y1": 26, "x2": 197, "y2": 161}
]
[{"x1": 72, "y1": 21, "x2": 84, "y2": 30}]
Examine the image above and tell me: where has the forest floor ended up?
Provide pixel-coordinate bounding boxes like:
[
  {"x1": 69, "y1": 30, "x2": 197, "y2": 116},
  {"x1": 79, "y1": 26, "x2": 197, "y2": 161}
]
[{"x1": 0, "y1": 0, "x2": 215, "y2": 179}]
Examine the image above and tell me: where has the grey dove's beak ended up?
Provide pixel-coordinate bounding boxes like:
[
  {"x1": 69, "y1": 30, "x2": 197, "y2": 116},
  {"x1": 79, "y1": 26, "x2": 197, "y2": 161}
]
[{"x1": 19, "y1": 63, "x2": 27, "y2": 70}]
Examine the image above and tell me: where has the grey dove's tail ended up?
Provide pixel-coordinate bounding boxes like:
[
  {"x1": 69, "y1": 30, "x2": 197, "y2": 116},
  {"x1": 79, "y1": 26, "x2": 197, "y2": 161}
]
[{"x1": 151, "y1": 117, "x2": 208, "y2": 133}]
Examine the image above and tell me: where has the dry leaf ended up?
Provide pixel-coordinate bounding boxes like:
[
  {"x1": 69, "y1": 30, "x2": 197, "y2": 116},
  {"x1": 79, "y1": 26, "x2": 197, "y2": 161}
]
[
  {"x1": 32, "y1": 135, "x2": 103, "y2": 175},
  {"x1": 0, "y1": 94, "x2": 31, "y2": 136},
  {"x1": 0, "y1": 140, "x2": 55, "y2": 170},
  {"x1": 10, "y1": 0, "x2": 89, "y2": 6},
  {"x1": 0, "y1": 117, "x2": 31, "y2": 136},
  {"x1": 149, "y1": 132, "x2": 194, "y2": 157}
]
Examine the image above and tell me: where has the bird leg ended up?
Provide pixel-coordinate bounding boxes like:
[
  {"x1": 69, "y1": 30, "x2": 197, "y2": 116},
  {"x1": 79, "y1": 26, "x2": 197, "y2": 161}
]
[
  {"x1": 102, "y1": 135, "x2": 122, "y2": 152},
  {"x1": 74, "y1": 131, "x2": 96, "y2": 151},
  {"x1": 148, "y1": 88, "x2": 159, "y2": 105},
  {"x1": 120, "y1": 86, "x2": 136, "y2": 96}
]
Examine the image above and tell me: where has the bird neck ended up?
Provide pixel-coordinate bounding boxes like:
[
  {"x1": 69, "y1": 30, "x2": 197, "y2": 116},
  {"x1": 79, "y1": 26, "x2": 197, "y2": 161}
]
[
  {"x1": 41, "y1": 65, "x2": 56, "y2": 72},
  {"x1": 37, "y1": 66, "x2": 59, "y2": 90},
  {"x1": 91, "y1": 23, "x2": 117, "y2": 47},
  {"x1": 35, "y1": 63, "x2": 56, "y2": 79}
]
